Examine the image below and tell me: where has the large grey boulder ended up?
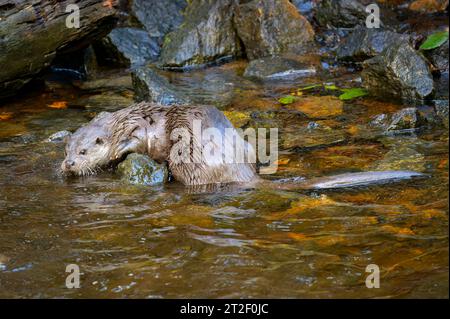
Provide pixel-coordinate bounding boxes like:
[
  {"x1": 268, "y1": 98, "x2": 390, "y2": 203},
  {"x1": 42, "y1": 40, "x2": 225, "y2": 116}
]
[
  {"x1": 0, "y1": 0, "x2": 117, "y2": 99},
  {"x1": 130, "y1": 0, "x2": 187, "y2": 38},
  {"x1": 337, "y1": 27, "x2": 410, "y2": 62},
  {"x1": 315, "y1": 0, "x2": 368, "y2": 28},
  {"x1": 234, "y1": 0, "x2": 315, "y2": 60},
  {"x1": 362, "y1": 43, "x2": 434, "y2": 101},
  {"x1": 158, "y1": 0, "x2": 242, "y2": 69},
  {"x1": 95, "y1": 27, "x2": 160, "y2": 68}
]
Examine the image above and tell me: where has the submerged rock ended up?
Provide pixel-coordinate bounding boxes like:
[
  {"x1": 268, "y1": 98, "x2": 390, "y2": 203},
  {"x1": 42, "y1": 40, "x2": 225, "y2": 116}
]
[
  {"x1": 283, "y1": 123, "x2": 346, "y2": 149},
  {"x1": 284, "y1": 96, "x2": 344, "y2": 119},
  {"x1": 337, "y1": 27, "x2": 410, "y2": 62},
  {"x1": 315, "y1": 0, "x2": 367, "y2": 28},
  {"x1": 117, "y1": 153, "x2": 168, "y2": 186},
  {"x1": 78, "y1": 92, "x2": 134, "y2": 111},
  {"x1": 386, "y1": 107, "x2": 430, "y2": 131},
  {"x1": 372, "y1": 137, "x2": 428, "y2": 172},
  {"x1": 95, "y1": 28, "x2": 160, "y2": 68},
  {"x1": 75, "y1": 75, "x2": 133, "y2": 92},
  {"x1": 362, "y1": 43, "x2": 434, "y2": 101},
  {"x1": 0, "y1": 0, "x2": 117, "y2": 99},
  {"x1": 132, "y1": 67, "x2": 191, "y2": 105},
  {"x1": 158, "y1": 0, "x2": 242, "y2": 69},
  {"x1": 223, "y1": 111, "x2": 251, "y2": 128},
  {"x1": 369, "y1": 107, "x2": 439, "y2": 133},
  {"x1": 243, "y1": 56, "x2": 317, "y2": 80},
  {"x1": 234, "y1": 0, "x2": 315, "y2": 60},
  {"x1": 130, "y1": 0, "x2": 187, "y2": 38}
]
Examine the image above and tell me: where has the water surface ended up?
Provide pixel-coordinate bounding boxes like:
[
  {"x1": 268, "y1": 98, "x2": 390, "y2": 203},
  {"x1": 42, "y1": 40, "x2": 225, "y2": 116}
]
[{"x1": 0, "y1": 62, "x2": 448, "y2": 298}]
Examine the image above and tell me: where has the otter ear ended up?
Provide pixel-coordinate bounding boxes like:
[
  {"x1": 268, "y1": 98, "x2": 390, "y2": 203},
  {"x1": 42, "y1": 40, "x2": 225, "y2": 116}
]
[{"x1": 96, "y1": 137, "x2": 104, "y2": 145}]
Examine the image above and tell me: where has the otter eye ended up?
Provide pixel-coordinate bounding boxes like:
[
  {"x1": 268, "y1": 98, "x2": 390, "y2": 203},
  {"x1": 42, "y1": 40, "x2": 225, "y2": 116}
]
[
  {"x1": 79, "y1": 149, "x2": 87, "y2": 155},
  {"x1": 96, "y1": 137, "x2": 104, "y2": 145}
]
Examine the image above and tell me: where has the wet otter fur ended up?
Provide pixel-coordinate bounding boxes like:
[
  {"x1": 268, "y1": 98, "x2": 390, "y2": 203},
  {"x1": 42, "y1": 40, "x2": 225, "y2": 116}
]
[
  {"x1": 62, "y1": 102, "x2": 425, "y2": 190},
  {"x1": 62, "y1": 102, "x2": 256, "y2": 186}
]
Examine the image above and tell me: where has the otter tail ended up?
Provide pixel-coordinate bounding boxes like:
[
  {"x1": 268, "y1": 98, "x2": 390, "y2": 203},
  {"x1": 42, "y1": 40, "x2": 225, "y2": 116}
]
[{"x1": 270, "y1": 170, "x2": 427, "y2": 191}]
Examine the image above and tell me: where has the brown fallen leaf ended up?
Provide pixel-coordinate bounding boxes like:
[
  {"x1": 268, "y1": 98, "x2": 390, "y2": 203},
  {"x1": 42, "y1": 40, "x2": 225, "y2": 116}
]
[
  {"x1": 48, "y1": 101, "x2": 67, "y2": 109},
  {"x1": 0, "y1": 112, "x2": 13, "y2": 121},
  {"x1": 287, "y1": 232, "x2": 309, "y2": 241},
  {"x1": 274, "y1": 158, "x2": 290, "y2": 166}
]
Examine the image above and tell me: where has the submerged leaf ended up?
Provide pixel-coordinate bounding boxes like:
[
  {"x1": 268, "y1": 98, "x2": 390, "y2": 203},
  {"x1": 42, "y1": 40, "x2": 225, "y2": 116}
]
[
  {"x1": 324, "y1": 84, "x2": 339, "y2": 90},
  {"x1": 339, "y1": 88, "x2": 368, "y2": 100},
  {"x1": 299, "y1": 84, "x2": 322, "y2": 91},
  {"x1": 278, "y1": 95, "x2": 297, "y2": 105},
  {"x1": 0, "y1": 112, "x2": 13, "y2": 121},
  {"x1": 419, "y1": 31, "x2": 449, "y2": 50}
]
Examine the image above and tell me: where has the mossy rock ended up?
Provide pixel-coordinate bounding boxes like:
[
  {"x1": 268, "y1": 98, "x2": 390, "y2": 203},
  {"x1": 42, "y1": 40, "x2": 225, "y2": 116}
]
[{"x1": 117, "y1": 153, "x2": 168, "y2": 186}]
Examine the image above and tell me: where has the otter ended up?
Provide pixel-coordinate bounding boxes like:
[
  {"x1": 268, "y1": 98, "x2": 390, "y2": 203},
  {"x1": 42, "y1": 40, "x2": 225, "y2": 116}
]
[
  {"x1": 61, "y1": 102, "x2": 425, "y2": 190},
  {"x1": 62, "y1": 102, "x2": 256, "y2": 186}
]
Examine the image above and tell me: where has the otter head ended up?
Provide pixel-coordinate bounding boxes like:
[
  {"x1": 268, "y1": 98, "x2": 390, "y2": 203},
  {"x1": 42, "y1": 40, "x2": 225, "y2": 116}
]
[{"x1": 61, "y1": 114, "x2": 113, "y2": 176}]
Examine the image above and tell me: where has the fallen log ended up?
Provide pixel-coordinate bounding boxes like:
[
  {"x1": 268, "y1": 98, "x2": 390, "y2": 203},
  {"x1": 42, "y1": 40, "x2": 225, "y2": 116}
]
[{"x1": 0, "y1": 0, "x2": 118, "y2": 99}]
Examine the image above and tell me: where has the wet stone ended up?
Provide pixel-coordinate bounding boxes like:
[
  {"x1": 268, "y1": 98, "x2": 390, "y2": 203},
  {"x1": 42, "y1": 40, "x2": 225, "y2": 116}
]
[
  {"x1": 234, "y1": 0, "x2": 315, "y2": 60},
  {"x1": 243, "y1": 56, "x2": 317, "y2": 80},
  {"x1": 371, "y1": 137, "x2": 427, "y2": 172},
  {"x1": 75, "y1": 75, "x2": 133, "y2": 92},
  {"x1": 79, "y1": 92, "x2": 134, "y2": 111},
  {"x1": 386, "y1": 107, "x2": 430, "y2": 131},
  {"x1": 337, "y1": 27, "x2": 410, "y2": 62},
  {"x1": 158, "y1": 0, "x2": 242, "y2": 69},
  {"x1": 132, "y1": 67, "x2": 191, "y2": 105},
  {"x1": 315, "y1": 0, "x2": 368, "y2": 28},
  {"x1": 362, "y1": 43, "x2": 434, "y2": 101},
  {"x1": 285, "y1": 96, "x2": 344, "y2": 119},
  {"x1": 283, "y1": 123, "x2": 346, "y2": 150},
  {"x1": 95, "y1": 27, "x2": 161, "y2": 68},
  {"x1": 117, "y1": 153, "x2": 169, "y2": 186},
  {"x1": 130, "y1": 0, "x2": 187, "y2": 38}
]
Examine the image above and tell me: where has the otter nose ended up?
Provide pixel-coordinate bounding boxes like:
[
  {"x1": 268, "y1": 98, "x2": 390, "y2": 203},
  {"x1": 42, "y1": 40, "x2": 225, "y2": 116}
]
[{"x1": 65, "y1": 160, "x2": 75, "y2": 170}]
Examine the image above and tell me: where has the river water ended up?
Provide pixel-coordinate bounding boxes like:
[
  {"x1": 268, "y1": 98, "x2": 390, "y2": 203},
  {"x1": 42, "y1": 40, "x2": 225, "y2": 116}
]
[{"x1": 0, "y1": 61, "x2": 448, "y2": 298}]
